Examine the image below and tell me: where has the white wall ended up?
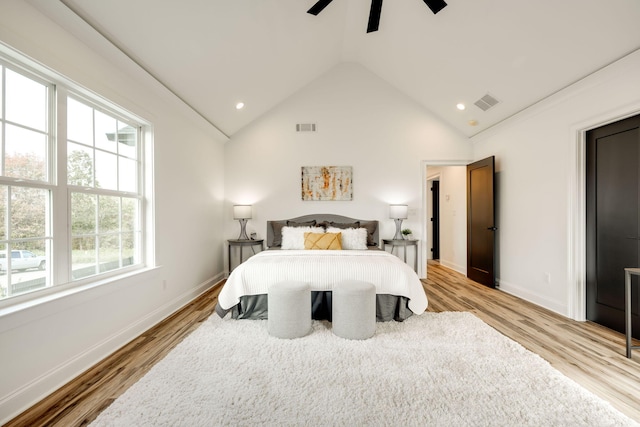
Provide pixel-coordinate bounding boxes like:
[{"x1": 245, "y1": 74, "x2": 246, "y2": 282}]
[
  {"x1": 472, "y1": 49, "x2": 640, "y2": 317},
  {"x1": 224, "y1": 62, "x2": 472, "y2": 277},
  {"x1": 0, "y1": 1, "x2": 226, "y2": 422}
]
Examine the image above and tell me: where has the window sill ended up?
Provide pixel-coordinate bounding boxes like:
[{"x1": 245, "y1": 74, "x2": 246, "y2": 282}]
[{"x1": 0, "y1": 266, "x2": 161, "y2": 333}]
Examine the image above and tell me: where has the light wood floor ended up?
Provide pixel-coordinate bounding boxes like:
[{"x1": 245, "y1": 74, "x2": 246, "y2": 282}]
[
  {"x1": 425, "y1": 260, "x2": 640, "y2": 422},
  {"x1": 6, "y1": 261, "x2": 640, "y2": 425}
]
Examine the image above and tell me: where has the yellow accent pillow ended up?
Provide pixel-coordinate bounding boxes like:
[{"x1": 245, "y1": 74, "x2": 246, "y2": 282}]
[{"x1": 304, "y1": 232, "x2": 342, "y2": 250}]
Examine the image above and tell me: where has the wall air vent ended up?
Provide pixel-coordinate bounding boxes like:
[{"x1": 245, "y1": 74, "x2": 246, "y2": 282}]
[
  {"x1": 296, "y1": 123, "x2": 317, "y2": 132},
  {"x1": 474, "y1": 93, "x2": 500, "y2": 112}
]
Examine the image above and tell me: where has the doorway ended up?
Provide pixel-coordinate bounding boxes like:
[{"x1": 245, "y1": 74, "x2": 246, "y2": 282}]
[
  {"x1": 423, "y1": 159, "x2": 497, "y2": 286},
  {"x1": 423, "y1": 163, "x2": 468, "y2": 276}
]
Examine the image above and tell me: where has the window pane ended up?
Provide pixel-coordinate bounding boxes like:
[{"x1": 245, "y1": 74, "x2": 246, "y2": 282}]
[
  {"x1": 119, "y1": 157, "x2": 137, "y2": 193},
  {"x1": 0, "y1": 244, "x2": 6, "y2": 298},
  {"x1": 5, "y1": 124, "x2": 47, "y2": 180},
  {"x1": 118, "y1": 123, "x2": 137, "y2": 159},
  {"x1": 122, "y1": 232, "x2": 137, "y2": 266},
  {"x1": 68, "y1": 142, "x2": 94, "y2": 187},
  {"x1": 71, "y1": 192, "x2": 96, "y2": 235},
  {"x1": 0, "y1": 186, "x2": 6, "y2": 241},
  {"x1": 0, "y1": 67, "x2": 3, "y2": 119},
  {"x1": 98, "y1": 195, "x2": 119, "y2": 233},
  {"x1": 5, "y1": 69, "x2": 47, "y2": 132},
  {"x1": 11, "y1": 187, "x2": 47, "y2": 239},
  {"x1": 72, "y1": 236, "x2": 96, "y2": 280},
  {"x1": 95, "y1": 110, "x2": 117, "y2": 153},
  {"x1": 99, "y1": 234, "x2": 119, "y2": 273},
  {"x1": 121, "y1": 197, "x2": 138, "y2": 232},
  {"x1": 95, "y1": 150, "x2": 117, "y2": 190},
  {"x1": 9, "y1": 242, "x2": 47, "y2": 295},
  {"x1": 67, "y1": 98, "x2": 93, "y2": 145}
]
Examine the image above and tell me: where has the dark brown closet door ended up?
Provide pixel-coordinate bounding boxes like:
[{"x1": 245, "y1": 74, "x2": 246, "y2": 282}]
[
  {"x1": 467, "y1": 156, "x2": 496, "y2": 287},
  {"x1": 586, "y1": 114, "x2": 640, "y2": 337}
]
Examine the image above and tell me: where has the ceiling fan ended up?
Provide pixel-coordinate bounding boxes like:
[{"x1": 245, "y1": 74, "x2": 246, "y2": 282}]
[{"x1": 307, "y1": 0, "x2": 447, "y2": 33}]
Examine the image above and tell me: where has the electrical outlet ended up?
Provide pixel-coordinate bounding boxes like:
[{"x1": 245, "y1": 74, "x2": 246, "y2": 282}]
[{"x1": 544, "y1": 273, "x2": 551, "y2": 284}]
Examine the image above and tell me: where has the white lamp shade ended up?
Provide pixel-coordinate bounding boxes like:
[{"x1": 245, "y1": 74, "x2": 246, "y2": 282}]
[
  {"x1": 233, "y1": 205, "x2": 252, "y2": 219},
  {"x1": 389, "y1": 204, "x2": 408, "y2": 219}
]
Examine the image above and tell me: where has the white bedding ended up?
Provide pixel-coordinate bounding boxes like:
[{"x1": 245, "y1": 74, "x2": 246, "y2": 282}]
[{"x1": 219, "y1": 250, "x2": 428, "y2": 314}]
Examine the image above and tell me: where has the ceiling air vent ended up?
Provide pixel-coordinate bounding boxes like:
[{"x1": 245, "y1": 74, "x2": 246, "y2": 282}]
[
  {"x1": 474, "y1": 93, "x2": 500, "y2": 112},
  {"x1": 296, "y1": 123, "x2": 317, "y2": 132}
]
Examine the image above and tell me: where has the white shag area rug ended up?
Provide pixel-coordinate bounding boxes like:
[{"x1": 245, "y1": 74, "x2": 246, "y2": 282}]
[{"x1": 91, "y1": 312, "x2": 638, "y2": 427}]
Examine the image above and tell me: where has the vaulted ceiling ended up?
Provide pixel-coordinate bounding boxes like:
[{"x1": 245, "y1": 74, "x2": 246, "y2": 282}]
[{"x1": 30, "y1": 0, "x2": 640, "y2": 139}]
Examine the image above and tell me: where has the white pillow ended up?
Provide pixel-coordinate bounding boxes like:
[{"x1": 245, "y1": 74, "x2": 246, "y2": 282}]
[
  {"x1": 281, "y1": 226, "x2": 325, "y2": 249},
  {"x1": 326, "y1": 227, "x2": 368, "y2": 250}
]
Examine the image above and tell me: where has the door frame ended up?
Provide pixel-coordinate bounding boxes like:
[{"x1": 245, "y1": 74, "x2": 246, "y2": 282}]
[
  {"x1": 421, "y1": 160, "x2": 471, "y2": 280},
  {"x1": 570, "y1": 107, "x2": 640, "y2": 321}
]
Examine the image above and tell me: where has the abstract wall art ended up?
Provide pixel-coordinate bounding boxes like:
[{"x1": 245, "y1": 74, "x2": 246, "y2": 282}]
[{"x1": 301, "y1": 166, "x2": 353, "y2": 201}]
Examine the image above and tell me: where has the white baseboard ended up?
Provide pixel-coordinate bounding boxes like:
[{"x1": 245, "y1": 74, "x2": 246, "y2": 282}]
[
  {"x1": 431, "y1": 264, "x2": 568, "y2": 319},
  {"x1": 438, "y1": 260, "x2": 466, "y2": 276},
  {"x1": 0, "y1": 272, "x2": 224, "y2": 425},
  {"x1": 497, "y1": 278, "x2": 568, "y2": 317}
]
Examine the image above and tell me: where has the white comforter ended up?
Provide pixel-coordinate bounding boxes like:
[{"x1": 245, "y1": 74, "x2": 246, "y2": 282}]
[{"x1": 219, "y1": 250, "x2": 428, "y2": 315}]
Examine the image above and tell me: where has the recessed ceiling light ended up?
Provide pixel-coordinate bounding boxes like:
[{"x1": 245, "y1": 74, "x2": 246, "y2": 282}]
[
  {"x1": 468, "y1": 119, "x2": 479, "y2": 126},
  {"x1": 456, "y1": 103, "x2": 466, "y2": 111},
  {"x1": 236, "y1": 102, "x2": 245, "y2": 110}
]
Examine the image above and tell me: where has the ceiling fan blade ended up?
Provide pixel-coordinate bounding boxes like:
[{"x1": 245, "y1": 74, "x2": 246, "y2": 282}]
[
  {"x1": 307, "y1": 0, "x2": 334, "y2": 15},
  {"x1": 423, "y1": 0, "x2": 447, "y2": 14},
  {"x1": 367, "y1": 0, "x2": 383, "y2": 33}
]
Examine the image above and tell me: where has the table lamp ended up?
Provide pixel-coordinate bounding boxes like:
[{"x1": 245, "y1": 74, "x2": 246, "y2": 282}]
[
  {"x1": 389, "y1": 204, "x2": 408, "y2": 240},
  {"x1": 233, "y1": 205, "x2": 252, "y2": 240}
]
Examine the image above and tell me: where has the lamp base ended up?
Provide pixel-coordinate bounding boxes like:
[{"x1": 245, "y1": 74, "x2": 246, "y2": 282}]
[
  {"x1": 393, "y1": 218, "x2": 405, "y2": 240},
  {"x1": 237, "y1": 219, "x2": 250, "y2": 240}
]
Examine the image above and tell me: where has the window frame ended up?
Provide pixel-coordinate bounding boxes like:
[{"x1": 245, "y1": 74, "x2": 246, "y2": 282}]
[
  {"x1": 0, "y1": 45, "x2": 152, "y2": 308},
  {"x1": 0, "y1": 59, "x2": 55, "y2": 299},
  {"x1": 65, "y1": 93, "x2": 145, "y2": 284}
]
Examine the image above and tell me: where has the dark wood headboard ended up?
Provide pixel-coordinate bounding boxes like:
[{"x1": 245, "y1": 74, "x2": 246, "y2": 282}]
[{"x1": 266, "y1": 214, "x2": 379, "y2": 248}]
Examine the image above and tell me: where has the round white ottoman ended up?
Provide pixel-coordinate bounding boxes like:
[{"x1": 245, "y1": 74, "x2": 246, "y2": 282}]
[
  {"x1": 268, "y1": 281, "x2": 312, "y2": 339},
  {"x1": 332, "y1": 280, "x2": 376, "y2": 340}
]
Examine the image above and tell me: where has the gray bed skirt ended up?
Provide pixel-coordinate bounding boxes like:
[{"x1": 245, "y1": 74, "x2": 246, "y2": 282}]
[{"x1": 215, "y1": 291, "x2": 414, "y2": 322}]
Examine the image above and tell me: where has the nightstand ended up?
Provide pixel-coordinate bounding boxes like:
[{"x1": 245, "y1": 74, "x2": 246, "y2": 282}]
[
  {"x1": 382, "y1": 239, "x2": 418, "y2": 272},
  {"x1": 228, "y1": 239, "x2": 264, "y2": 273}
]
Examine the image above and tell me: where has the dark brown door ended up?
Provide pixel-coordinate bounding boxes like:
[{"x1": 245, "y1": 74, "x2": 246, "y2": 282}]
[
  {"x1": 431, "y1": 180, "x2": 440, "y2": 260},
  {"x1": 467, "y1": 156, "x2": 496, "y2": 287},
  {"x1": 586, "y1": 114, "x2": 640, "y2": 338}
]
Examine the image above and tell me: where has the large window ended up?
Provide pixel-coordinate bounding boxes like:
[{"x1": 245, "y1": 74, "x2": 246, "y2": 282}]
[{"x1": 0, "y1": 56, "x2": 147, "y2": 303}]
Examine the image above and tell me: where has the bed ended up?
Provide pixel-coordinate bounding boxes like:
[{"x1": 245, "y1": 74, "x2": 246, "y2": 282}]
[{"x1": 215, "y1": 214, "x2": 428, "y2": 321}]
